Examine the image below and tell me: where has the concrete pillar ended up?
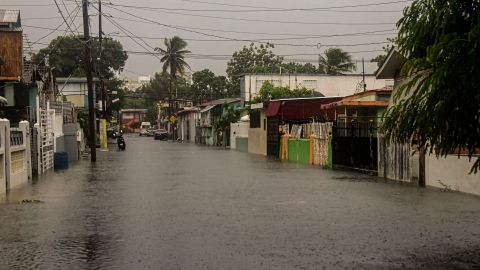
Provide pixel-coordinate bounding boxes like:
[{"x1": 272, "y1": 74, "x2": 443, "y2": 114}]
[
  {"x1": 19, "y1": 121, "x2": 31, "y2": 180},
  {"x1": 0, "y1": 119, "x2": 9, "y2": 193}
]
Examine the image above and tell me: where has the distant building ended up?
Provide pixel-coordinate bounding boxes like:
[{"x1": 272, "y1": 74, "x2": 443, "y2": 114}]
[
  {"x1": 123, "y1": 75, "x2": 151, "y2": 92},
  {"x1": 240, "y1": 73, "x2": 392, "y2": 104},
  {"x1": 119, "y1": 109, "x2": 147, "y2": 133},
  {"x1": 56, "y1": 77, "x2": 99, "y2": 109}
]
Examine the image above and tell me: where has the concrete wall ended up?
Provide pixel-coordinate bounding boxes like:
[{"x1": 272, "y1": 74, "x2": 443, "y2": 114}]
[
  {"x1": 241, "y1": 74, "x2": 387, "y2": 103},
  {"x1": 426, "y1": 155, "x2": 480, "y2": 196},
  {"x1": 248, "y1": 110, "x2": 267, "y2": 156},
  {"x1": 235, "y1": 137, "x2": 248, "y2": 153},
  {"x1": 5, "y1": 121, "x2": 30, "y2": 192},
  {"x1": 230, "y1": 121, "x2": 249, "y2": 150}
]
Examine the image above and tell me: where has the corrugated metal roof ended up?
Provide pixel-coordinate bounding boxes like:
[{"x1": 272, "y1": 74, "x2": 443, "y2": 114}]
[
  {"x1": 200, "y1": 105, "x2": 217, "y2": 113},
  {"x1": 0, "y1": 10, "x2": 20, "y2": 24}
]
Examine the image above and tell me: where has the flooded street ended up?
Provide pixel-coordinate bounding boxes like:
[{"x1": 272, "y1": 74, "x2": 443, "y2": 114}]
[{"x1": 0, "y1": 136, "x2": 479, "y2": 269}]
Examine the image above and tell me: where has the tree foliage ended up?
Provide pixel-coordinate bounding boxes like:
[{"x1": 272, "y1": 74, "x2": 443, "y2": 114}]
[
  {"x1": 191, "y1": 69, "x2": 231, "y2": 103},
  {"x1": 371, "y1": 37, "x2": 398, "y2": 68},
  {"x1": 252, "y1": 81, "x2": 316, "y2": 103},
  {"x1": 383, "y1": 0, "x2": 480, "y2": 173},
  {"x1": 318, "y1": 48, "x2": 355, "y2": 75},
  {"x1": 33, "y1": 35, "x2": 128, "y2": 78}
]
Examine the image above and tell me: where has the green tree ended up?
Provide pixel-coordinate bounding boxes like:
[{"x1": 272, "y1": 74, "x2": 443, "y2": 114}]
[
  {"x1": 382, "y1": 0, "x2": 480, "y2": 173},
  {"x1": 252, "y1": 81, "x2": 316, "y2": 103},
  {"x1": 33, "y1": 35, "x2": 128, "y2": 79},
  {"x1": 318, "y1": 48, "x2": 355, "y2": 75},
  {"x1": 226, "y1": 43, "x2": 283, "y2": 96},
  {"x1": 191, "y1": 69, "x2": 230, "y2": 103},
  {"x1": 280, "y1": 62, "x2": 319, "y2": 73},
  {"x1": 213, "y1": 105, "x2": 240, "y2": 147},
  {"x1": 371, "y1": 37, "x2": 398, "y2": 68},
  {"x1": 155, "y1": 36, "x2": 191, "y2": 112}
]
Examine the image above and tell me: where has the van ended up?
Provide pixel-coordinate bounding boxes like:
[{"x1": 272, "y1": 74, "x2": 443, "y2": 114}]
[{"x1": 139, "y1": 122, "x2": 151, "y2": 136}]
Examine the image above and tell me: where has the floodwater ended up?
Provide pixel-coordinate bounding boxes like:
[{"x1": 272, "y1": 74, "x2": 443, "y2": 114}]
[{"x1": 0, "y1": 136, "x2": 479, "y2": 269}]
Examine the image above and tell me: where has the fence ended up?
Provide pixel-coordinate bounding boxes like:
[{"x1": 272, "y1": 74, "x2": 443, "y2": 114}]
[
  {"x1": 280, "y1": 122, "x2": 332, "y2": 167},
  {"x1": 0, "y1": 119, "x2": 31, "y2": 193},
  {"x1": 377, "y1": 134, "x2": 418, "y2": 183},
  {"x1": 38, "y1": 108, "x2": 55, "y2": 174}
]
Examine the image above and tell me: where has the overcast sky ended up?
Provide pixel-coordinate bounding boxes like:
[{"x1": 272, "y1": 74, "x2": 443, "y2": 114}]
[{"x1": 6, "y1": 0, "x2": 411, "y2": 78}]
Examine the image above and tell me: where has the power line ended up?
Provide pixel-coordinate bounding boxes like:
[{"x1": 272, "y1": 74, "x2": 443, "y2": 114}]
[
  {"x1": 106, "y1": 6, "x2": 392, "y2": 47},
  {"x1": 177, "y1": 0, "x2": 411, "y2": 10},
  {"x1": 92, "y1": 6, "x2": 162, "y2": 62},
  {"x1": 31, "y1": 6, "x2": 81, "y2": 44},
  {"x1": 53, "y1": 0, "x2": 82, "y2": 37},
  {"x1": 107, "y1": 2, "x2": 404, "y2": 13},
  {"x1": 106, "y1": 3, "x2": 397, "y2": 26},
  {"x1": 23, "y1": 24, "x2": 396, "y2": 42}
]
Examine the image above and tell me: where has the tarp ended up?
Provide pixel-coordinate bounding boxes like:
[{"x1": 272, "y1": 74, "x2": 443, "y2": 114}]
[{"x1": 265, "y1": 101, "x2": 281, "y2": 117}]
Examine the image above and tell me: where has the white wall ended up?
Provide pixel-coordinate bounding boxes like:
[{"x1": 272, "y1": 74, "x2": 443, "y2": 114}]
[
  {"x1": 230, "y1": 121, "x2": 249, "y2": 150},
  {"x1": 426, "y1": 155, "x2": 480, "y2": 196},
  {"x1": 241, "y1": 74, "x2": 387, "y2": 103}
]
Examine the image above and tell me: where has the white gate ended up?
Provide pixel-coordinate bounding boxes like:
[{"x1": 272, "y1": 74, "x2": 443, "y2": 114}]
[{"x1": 38, "y1": 108, "x2": 55, "y2": 174}]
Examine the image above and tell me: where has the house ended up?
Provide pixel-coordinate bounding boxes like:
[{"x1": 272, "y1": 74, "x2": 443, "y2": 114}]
[
  {"x1": 0, "y1": 10, "x2": 22, "y2": 82},
  {"x1": 119, "y1": 109, "x2": 146, "y2": 133},
  {"x1": 265, "y1": 97, "x2": 342, "y2": 157},
  {"x1": 240, "y1": 73, "x2": 391, "y2": 105},
  {"x1": 196, "y1": 98, "x2": 240, "y2": 146},
  {"x1": 320, "y1": 89, "x2": 392, "y2": 171},
  {"x1": 177, "y1": 107, "x2": 198, "y2": 143},
  {"x1": 56, "y1": 77, "x2": 99, "y2": 109},
  {"x1": 0, "y1": 9, "x2": 26, "y2": 121},
  {"x1": 376, "y1": 48, "x2": 480, "y2": 195}
]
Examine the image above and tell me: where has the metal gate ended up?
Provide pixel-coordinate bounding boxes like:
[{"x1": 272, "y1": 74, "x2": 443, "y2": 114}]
[
  {"x1": 38, "y1": 108, "x2": 54, "y2": 174},
  {"x1": 332, "y1": 119, "x2": 378, "y2": 171},
  {"x1": 267, "y1": 117, "x2": 280, "y2": 156}
]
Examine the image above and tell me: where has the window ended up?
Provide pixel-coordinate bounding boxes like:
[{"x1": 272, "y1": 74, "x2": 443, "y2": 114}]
[
  {"x1": 303, "y1": 80, "x2": 317, "y2": 90},
  {"x1": 250, "y1": 111, "x2": 261, "y2": 128},
  {"x1": 256, "y1": 80, "x2": 266, "y2": 90},
  {"x1": 270, "y1": 80, "x2": 282, "y2": 87}
]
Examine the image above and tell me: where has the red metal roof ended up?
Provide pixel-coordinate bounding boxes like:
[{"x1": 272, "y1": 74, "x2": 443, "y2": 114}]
[
  {"x1": 266, "y1": 97, "x2": 342, "y2": 121},
  {"x1": 265, "y1": 101, "x2": 281, "y2": 117}
]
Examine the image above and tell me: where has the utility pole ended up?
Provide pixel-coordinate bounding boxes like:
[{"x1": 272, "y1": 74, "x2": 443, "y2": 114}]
[
  {"x1": 98, "y1": 0, "x2": 108, "y2": 150},
  {"x1": 82, "y1": 0, "x2": 96, "y2": 162},
  {"x1": 362, "y1": 57, "x2": 366, "y2": 92},
  {"x1": 99, "y1": 0, "x2": 106, "y2": 118}
]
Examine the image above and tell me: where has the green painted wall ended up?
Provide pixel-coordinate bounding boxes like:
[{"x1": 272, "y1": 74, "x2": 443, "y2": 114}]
[
  {"x1": 287, "y1": 139, "x2": 311, "y2": 165},
  {"x1": 236, "y1": 137, "x2": 248, "y2": 152},
  {"x1": 328, "y1": 137, "x2": 333, "y2": 169}
]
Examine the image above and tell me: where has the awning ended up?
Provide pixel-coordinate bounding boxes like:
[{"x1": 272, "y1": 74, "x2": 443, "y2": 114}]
[
  {"x1": 200, "y1": 105, "x2": 216, "y2": 113},
  {"x1": 265, "y1": 101, "x2": 281, "y2": 117}
]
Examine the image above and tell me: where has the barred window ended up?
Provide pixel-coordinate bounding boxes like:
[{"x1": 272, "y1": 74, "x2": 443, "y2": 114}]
[{"x1": 303, "y1": 80, "x2": 317, "y2": 90}]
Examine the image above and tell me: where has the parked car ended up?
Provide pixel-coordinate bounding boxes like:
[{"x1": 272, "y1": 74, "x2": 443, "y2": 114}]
[
  {"x1": 154, "y1": 129, "x2": 168, "y2": 141},
  {"x1": 146, "y1": 128, "x2": 156, "y2": 137},
  {"x1": 139, "y1": 129, "x2": 149, "y2": 136}
]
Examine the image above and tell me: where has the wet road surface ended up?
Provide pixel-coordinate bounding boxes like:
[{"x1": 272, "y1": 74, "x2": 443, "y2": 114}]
[{"x1": 1, "y1": 136, "x2": 479, "y2": 269}]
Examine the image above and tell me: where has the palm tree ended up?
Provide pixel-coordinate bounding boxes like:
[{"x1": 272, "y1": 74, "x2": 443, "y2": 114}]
[
  {"x1": 154, "y1": 36, "x2": 191, "y2": 114},
  {"x1": 319, "y1": 48, "x2": 355, "y2": 75}
]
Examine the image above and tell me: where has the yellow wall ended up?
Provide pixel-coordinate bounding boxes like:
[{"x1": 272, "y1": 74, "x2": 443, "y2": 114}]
[{"x1": 65, "y1": 95, "x2": 85, "y2": 108}]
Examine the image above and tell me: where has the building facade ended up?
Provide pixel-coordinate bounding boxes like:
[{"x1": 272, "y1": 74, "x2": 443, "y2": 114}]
[
  {"x1": 240, "y1": 73, "x2": 392, "y2": 104},
  {"x1": 56, "y1": 77, "x2": 99, "y2": 108}
]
